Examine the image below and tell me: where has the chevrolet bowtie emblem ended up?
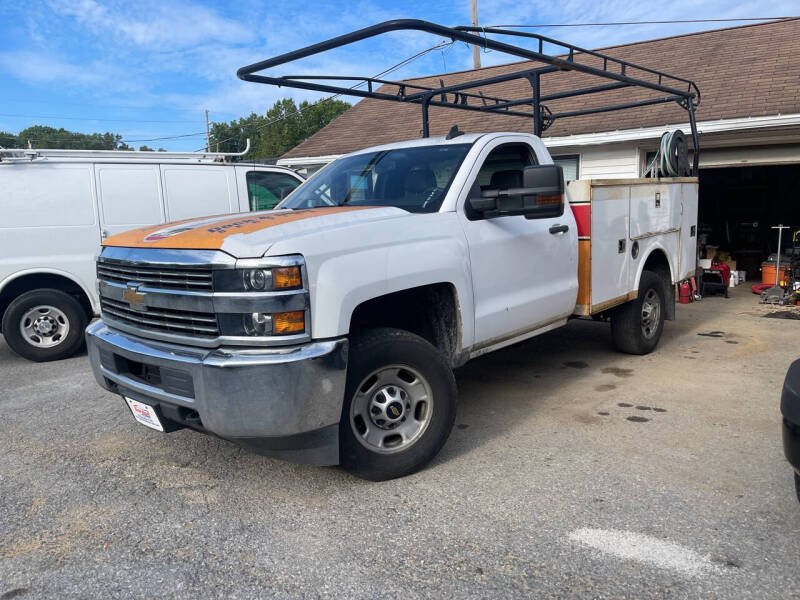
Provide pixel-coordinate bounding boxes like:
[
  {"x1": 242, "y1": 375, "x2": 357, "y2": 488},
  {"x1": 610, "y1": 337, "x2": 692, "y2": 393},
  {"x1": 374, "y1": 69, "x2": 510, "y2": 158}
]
[{"x1": 122, "y1": 284, "x2": 147, "y2": 311}]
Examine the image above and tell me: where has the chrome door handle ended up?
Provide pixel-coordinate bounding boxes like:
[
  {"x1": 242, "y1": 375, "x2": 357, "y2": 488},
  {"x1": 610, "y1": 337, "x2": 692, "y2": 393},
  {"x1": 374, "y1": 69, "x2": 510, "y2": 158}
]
[{"x1": 549, "y1": 224, "x2": 569, "y2": 234}]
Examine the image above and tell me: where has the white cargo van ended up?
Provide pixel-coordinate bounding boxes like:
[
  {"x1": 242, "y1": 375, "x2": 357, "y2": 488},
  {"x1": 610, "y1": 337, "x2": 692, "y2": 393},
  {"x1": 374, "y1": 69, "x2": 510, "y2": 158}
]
[{"x1": 0, "y1": 147, "x2": 304, "y2": 362}]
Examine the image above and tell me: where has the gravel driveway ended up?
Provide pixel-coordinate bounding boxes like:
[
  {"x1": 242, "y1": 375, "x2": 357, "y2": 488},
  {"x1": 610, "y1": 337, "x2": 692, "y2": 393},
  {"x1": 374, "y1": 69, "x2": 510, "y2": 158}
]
[{"x1": 1, "y1": 287, "x2": 798, "y2": 598}]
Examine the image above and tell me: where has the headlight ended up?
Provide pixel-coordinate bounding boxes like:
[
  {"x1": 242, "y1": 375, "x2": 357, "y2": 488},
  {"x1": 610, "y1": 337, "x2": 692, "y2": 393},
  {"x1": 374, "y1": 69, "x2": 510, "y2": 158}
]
[
  {"x1": 243, "y1": 312, "x2": 272, "y2": 335},
  {"x1": 219, "y1": 310, "x2": 306, "y2": 337},
  {"x1": 213, "y1": 256, "x2": 308, "y2": 340},
  {"x1": 213, "y1": 259, "x2": 304, "y2": 292},
  {"x1": 245, "y1": 269, "x2": 271, "y2": 291},
  {"x1": 241, "y1": 266, "x2": 302, "y2": 291}
]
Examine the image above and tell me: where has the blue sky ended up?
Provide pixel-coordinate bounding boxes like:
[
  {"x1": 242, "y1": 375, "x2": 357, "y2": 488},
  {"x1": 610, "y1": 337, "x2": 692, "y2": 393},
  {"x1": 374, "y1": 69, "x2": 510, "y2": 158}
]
[{"x1": 0, "y1": 0, "x2": 794, "y2": 150}]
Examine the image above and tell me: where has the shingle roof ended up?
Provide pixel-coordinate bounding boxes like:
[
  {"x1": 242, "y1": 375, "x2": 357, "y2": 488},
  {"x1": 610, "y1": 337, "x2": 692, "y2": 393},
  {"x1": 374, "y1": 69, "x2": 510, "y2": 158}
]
[{"x1": 282, "y1": 18, "x2": 800, "y2": 159}]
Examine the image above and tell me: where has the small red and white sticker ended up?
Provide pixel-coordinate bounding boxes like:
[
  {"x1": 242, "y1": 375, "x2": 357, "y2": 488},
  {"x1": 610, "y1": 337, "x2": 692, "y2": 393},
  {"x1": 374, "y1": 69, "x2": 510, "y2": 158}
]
[{"x1": 124, "y1": 397, "x2": 164, "y2": 432}]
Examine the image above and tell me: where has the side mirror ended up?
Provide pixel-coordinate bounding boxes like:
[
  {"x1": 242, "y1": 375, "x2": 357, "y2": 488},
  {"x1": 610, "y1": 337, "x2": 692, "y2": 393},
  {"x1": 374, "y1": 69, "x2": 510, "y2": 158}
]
[
  {"x1": 468, "y1": 164, "x2": 564, "y2": 219},
  {"x1": 522, "y1": 163, "x2": 563, "y2": 196},
  {"x1": 468, "y1": 194, "x2": 497, "y2": 213}
]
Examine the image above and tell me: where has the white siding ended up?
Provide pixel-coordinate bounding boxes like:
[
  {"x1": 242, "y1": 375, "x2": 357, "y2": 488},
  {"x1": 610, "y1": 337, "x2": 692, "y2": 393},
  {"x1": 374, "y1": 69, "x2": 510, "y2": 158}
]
[{"x1": 578, "y1": 145, "x2": 640, "y2": 180}]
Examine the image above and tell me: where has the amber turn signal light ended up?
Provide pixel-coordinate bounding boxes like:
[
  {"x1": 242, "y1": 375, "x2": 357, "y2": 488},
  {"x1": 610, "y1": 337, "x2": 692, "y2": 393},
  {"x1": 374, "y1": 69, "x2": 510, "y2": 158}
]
[
  {"x1": 273, "y1": 310, "x2": 305, "y2": 334},
  {"x1": 273, "y1": 266, "x2": 302, "y2": 289},
  {"x1": 537, "y1": 193, "x2": 563, "y2": 206}
]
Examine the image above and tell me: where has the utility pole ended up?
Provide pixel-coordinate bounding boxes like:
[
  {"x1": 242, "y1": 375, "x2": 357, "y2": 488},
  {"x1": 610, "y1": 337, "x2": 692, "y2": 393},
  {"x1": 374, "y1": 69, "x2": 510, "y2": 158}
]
[
  {"x1": 470, "y1": 0, "x2": 481, "y2": 70},
  {"x1": 204, "y1": 109, "x2": 211, "y2": 152}
]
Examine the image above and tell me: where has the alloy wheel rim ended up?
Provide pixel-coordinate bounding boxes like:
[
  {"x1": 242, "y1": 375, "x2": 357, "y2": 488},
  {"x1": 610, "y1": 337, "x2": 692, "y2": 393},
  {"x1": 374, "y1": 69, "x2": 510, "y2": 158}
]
[
  {"x1": 20, "y1": 305, "x2": 70, "y2": 348},
  {"x1": 350, "y1": 364, "x2": 433, "y2": 454}
]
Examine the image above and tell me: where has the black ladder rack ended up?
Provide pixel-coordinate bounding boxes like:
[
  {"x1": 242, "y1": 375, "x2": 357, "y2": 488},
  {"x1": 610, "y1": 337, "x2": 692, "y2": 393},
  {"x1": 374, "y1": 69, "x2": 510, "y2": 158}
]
[{"x1": 237, "y1": 19, "x2": 701, "y2": 173}]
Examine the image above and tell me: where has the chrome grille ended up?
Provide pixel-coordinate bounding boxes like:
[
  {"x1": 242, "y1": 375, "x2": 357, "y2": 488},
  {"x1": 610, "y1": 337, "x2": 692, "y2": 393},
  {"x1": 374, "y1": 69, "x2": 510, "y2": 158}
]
[
  {"x1": 97, "y1": 261, "x2": 213, "y2": 291},
  {"x1": 100, "y1": 297, "x2": 219, "y2": 338}
]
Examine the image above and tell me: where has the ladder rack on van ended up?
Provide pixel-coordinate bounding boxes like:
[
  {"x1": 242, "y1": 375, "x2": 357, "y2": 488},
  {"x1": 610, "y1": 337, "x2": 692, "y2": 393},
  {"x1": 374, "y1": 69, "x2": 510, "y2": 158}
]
[
  {"x1": 0, "y1": 139, "x2": 251, "y2": 163},
  {"x1": 236, "y1": 19, "x2": 701, "y2": 173}
]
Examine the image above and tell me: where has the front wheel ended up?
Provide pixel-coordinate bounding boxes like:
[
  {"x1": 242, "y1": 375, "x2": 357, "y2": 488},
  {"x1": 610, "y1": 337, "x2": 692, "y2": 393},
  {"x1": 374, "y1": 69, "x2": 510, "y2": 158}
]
[
  {"x1": 610, "y1": 270, "x2": 667, "y2": 355},
  {"x1": 795, "y1": 472, "x2": 800, "y2": 504},
  {"x1": 339, "y1": 328, "x2": 457, "y2": 481},
  {"x1": 1, "y1": 289, "x2": 87, "y2": 362}
]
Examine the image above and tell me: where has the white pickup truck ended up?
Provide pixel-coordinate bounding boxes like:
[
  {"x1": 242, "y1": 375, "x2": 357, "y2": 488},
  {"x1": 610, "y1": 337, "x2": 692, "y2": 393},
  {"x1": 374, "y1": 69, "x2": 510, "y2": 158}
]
[{"x1": 86, "y1": 131, "x2": 697, "y2": 479}]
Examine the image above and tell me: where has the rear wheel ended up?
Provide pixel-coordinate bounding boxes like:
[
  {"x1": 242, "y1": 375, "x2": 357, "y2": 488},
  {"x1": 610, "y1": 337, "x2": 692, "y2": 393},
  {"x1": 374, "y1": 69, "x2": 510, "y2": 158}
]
[
  {"x1": 1, "y1": 289, "x2": 87, "y2": 362},
  {"x1": 795, "y1": 472, "x2": 800, "y2": 504},
  {"x1": 340, "y1": 328, "x2": 457, "y2": 481},
  {"x1": 610, "y1": 270, "x2": 666, "y2": 355}
]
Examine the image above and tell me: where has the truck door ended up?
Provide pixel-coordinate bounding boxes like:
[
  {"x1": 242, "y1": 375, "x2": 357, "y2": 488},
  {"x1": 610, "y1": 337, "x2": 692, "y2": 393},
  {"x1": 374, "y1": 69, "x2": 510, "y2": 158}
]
[
  {"x1": 95, "y1": 163, "x2": 165, "y2": 239},
  {"x1": 458, "y1": 140, "x2": 578, "y2": 346}
]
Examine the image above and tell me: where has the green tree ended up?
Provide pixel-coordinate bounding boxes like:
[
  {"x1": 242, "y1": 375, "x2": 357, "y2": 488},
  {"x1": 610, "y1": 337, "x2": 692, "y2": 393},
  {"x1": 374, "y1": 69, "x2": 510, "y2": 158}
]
[
  {"x1": 17, "y1": 126, "x2": 132, "y2": 150},
  {"x1": 210, "y1": 97, "x2": 350, "y2": 159},
  {"x1": 0, "y1": 131, "x2": 18, "y2": 148},
  {"x1": 139, "y1": 145, "x2": 154, "y2": 151}
]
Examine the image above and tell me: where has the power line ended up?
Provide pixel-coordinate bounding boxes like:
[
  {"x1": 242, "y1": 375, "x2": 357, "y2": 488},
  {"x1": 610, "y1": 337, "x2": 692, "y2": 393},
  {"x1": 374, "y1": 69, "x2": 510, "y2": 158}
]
[
  {"x1": 19, "y1": 131, "x2": 207, "y2": 146},
  {"x1": 119, "y1": 132, "x2": 205, "y2": 143},
  {"x1": 488, "y1": 16, "x2": 797, "y2": 28},
  {"x1": 0, "y1": 112, "x2": 203, "y2": 124}
]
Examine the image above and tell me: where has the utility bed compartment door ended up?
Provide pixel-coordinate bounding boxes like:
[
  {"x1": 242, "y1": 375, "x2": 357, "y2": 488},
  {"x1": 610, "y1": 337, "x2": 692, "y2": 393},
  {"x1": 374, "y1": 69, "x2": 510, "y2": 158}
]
[
  {"x1": 678, "y1": 183, "x2": 699, "y2": 279},
  {"x1": 629, "y1": 183, "x2": 680, "y2": 239},
  {"x1": 590, "y1": 185, "x2": 630, "y2": 308}
]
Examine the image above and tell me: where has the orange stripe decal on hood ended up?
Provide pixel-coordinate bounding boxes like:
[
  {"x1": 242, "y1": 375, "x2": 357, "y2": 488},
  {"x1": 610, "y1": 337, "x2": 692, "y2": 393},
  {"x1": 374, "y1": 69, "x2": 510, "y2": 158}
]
[{"x1": 102, "y1": 207, "x2": 374, "y2": 250}]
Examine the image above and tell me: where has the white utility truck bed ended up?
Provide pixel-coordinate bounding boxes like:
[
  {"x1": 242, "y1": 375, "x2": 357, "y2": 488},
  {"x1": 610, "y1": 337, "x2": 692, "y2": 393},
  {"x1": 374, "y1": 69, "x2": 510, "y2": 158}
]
[{"x1": 567, "y1": 178, "x2": 698, "y2": 316}]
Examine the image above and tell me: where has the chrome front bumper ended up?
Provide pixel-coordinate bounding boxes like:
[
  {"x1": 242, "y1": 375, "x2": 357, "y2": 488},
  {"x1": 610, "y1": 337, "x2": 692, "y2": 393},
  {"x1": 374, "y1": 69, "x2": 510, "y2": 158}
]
[{"x1": 85, "y1": 320, "x2": 348, "y2": 465}]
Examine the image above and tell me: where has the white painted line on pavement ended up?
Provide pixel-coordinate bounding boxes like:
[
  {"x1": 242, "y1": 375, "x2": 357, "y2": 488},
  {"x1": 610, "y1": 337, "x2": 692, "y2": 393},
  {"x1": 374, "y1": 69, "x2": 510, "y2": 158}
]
[{"x1": 568, "y1": 527, "x2": 718, "y2": 577}]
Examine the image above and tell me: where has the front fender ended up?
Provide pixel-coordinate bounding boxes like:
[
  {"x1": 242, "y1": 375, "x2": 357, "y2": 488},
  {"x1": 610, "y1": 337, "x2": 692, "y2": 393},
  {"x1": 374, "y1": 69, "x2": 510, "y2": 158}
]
[{"x1": 268, "y1": 212, "x2": 475, "y2": 348}]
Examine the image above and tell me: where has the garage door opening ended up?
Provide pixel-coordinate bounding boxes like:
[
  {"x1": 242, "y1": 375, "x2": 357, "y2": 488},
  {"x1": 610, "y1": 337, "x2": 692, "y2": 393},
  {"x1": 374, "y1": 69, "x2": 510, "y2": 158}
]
[{"x1": 698, "y1": 164, "x2": 800, "y2": 279}]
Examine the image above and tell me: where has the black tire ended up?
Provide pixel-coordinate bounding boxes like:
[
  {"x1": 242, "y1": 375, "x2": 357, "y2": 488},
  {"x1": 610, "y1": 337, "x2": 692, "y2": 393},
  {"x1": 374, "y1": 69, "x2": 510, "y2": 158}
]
[
  {"x1": 339, "y1": 328, "x2": 457, "y2": 481},
  {"x1": 1, "y1": 288, "x2": 87, "y2": 362},
  {"x1": 610, "y1": 270, "x2": 667, "y2": 355}
]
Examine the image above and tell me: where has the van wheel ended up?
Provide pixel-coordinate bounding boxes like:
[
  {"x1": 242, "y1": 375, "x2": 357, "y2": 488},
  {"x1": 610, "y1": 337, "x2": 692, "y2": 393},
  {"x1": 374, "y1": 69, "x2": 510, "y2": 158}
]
[
  {"x1": 340, "y1": 328, "x2": 457, "y2": 481},
  {"x1": 795, "y1": 472, "x2": 800, "y2": 504},
  {"x1": 610, "y1": 270, "x2": 666, "y2": 355},
  {"x1": 2, "y1": 289, "x2": 87, "y2": 362}
]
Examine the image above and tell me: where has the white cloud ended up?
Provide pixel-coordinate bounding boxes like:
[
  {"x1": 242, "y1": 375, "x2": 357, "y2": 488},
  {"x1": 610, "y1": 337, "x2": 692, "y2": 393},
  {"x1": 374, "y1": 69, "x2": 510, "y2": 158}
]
[
  {"x1": 48, "y1": 0, "x2": 255, "y2": 49},
  {"x1": 0, "y1": 51, "x2": 106, "y2": 86}
]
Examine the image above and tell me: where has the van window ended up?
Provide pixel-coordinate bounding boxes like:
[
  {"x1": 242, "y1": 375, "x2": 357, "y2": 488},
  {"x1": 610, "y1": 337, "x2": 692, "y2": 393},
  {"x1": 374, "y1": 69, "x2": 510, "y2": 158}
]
[
  {"x1": 1, "y1": 164, "x2": 95, "y2": 228},
  {"x1": 246, "y1": 171, "x2": 301, "y2": 210},
  {"x1": 97, "y1": 165, "x2": 162, "y2": 226},
  {"x1": 162, "y1": 167, "x2": 233, "y2": 220}
]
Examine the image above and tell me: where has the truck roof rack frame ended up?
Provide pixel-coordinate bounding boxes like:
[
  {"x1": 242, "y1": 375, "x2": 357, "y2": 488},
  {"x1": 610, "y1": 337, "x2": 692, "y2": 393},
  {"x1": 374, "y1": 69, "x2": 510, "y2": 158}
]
[{"x1": 237, "y1": 19, "x2": 701, "y2": 173}]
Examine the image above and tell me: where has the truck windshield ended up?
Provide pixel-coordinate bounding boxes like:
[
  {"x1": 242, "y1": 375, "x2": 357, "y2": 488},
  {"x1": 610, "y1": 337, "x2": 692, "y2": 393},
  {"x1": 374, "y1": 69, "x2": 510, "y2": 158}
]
[{"x1": 279, "y1": 144, "x2": 471, "y2": 213}]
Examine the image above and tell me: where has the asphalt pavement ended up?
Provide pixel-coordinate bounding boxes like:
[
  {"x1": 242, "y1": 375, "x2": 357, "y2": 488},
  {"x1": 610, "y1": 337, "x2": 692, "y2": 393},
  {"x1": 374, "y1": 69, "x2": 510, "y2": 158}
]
[{"x1": 1, "y1": 285, "x2": 799, "y2": 598}]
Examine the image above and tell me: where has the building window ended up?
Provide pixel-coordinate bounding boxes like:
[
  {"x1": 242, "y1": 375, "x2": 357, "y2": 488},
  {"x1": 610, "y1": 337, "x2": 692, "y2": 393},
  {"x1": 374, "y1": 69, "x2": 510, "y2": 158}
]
[{"x1": 552, "y1": 155, "x2": 579, "y2": 182}]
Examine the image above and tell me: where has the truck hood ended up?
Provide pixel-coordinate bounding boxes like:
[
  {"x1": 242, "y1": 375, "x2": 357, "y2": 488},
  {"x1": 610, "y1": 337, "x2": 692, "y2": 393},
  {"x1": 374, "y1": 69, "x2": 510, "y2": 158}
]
[{"x1": 102, "y1": 206, "x2": 409, "y2": 257}]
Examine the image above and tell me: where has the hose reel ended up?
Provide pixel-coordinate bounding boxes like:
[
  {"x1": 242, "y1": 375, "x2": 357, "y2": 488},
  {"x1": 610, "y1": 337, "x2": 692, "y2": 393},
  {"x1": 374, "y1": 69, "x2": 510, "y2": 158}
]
[{"x1": 643, "y1": 130, "x2": 691, "y2": 177}]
